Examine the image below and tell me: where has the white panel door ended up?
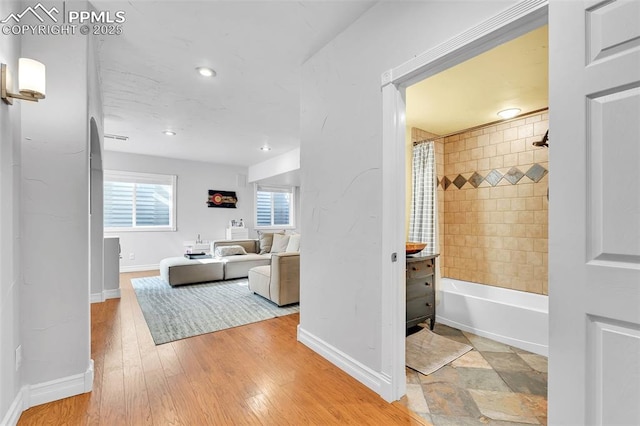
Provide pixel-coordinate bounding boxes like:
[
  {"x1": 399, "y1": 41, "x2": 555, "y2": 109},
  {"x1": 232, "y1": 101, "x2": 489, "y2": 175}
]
[{"x1": 549, "y1": 1, "x2": 640, "y2": 425}]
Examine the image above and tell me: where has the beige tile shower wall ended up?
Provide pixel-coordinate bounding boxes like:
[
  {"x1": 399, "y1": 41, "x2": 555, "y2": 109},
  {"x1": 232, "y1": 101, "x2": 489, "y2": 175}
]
[{"x1": 441, "y1": 112, "x2": 549, "y2": 295}]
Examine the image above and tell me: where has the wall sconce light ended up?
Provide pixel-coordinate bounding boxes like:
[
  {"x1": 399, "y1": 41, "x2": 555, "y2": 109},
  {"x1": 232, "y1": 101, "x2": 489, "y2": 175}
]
[{"x1": 1, "y1": 58, "x2": 46, "y2": 105}]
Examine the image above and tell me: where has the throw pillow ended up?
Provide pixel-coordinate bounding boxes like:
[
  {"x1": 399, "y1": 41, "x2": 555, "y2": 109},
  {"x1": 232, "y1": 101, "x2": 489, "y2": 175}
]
[
  {"x1": 270, "y1": 233, "x2": 290, "y2": 253},
  {"x1": 285, "y1": 234, "x2": 301, "y2": 252},
  {"x1": 258, "y1": 231, "x2": 283, "y2": 254},
  {"x1": 215, "y1": 245, "x2": 247, "y2": 257}
]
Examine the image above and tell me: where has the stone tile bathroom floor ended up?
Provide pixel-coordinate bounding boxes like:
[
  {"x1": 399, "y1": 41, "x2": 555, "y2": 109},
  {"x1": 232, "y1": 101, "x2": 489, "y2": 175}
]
[{"x1": 400, "y1": 324, "x2": 548, "y2": 425}]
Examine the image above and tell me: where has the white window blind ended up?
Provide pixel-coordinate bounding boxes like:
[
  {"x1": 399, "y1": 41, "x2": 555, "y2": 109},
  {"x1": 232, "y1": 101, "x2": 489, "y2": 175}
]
[
  {"x1": 255, "y1": 185, "x2": 294, "y2": 228},
  {"x1": 104, "y1": 170, "x2": 177, "y2": 231}
]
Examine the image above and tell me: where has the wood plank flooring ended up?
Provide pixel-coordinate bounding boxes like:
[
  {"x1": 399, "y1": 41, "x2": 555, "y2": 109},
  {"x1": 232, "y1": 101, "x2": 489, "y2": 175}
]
[{"x1": 18, "y1": 271, "x2": 427, "y2": 425}]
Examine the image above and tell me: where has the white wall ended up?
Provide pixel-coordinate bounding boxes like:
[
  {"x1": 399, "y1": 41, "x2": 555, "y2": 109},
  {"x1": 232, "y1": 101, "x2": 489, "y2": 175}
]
[
  {"x1": 299, "y1": 0, "x2": 516, "y2": 395},
  {"x1": 0, "y1": 1, "x2": 23, "y2": 421},
  {"x1": 103, "y1": 151, "x2": 254, "y2": 271},
  {"x1": 248, "y1": 148, "x2": 300, "y2": 183},
  {"x1": 19, "y1": 1, "x2": 96, "y2": 403}
]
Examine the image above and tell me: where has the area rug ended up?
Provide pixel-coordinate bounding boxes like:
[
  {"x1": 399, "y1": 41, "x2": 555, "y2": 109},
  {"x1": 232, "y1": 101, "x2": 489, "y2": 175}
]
[
  {"x1": 406, "y1": 327, "x2": 473, "y2": 375},
  {"x1": 131, "y1": 276, "x2": 299, "y2": 345}
]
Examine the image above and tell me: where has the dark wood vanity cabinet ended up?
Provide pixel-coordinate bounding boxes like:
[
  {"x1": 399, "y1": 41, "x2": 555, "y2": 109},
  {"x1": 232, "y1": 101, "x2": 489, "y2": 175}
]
[{"x1": 406, "y1": 253, "x2": 438, "y2": 331}]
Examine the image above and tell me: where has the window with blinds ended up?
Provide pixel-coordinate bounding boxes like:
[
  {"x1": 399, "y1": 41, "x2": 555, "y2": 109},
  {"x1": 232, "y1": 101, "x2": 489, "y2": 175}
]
[
  {"x1": 104, "y1": 170, "x2": 177, "y2": 231},
  {"x1": 255, "y1": 185, "x2": 295, "y2": 228}
]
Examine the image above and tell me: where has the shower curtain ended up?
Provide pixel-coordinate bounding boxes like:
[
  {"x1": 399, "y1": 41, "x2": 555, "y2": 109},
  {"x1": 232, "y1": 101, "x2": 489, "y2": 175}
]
[{"x1": 408, "y1": 141, "x2": 436, "y2": 254}]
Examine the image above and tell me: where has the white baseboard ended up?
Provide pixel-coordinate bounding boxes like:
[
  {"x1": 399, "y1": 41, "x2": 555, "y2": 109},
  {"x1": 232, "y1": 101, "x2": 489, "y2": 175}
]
[
  {"x1": 120, "y1": 264, "x2": 159, "y2": 273},
  {"x1": 23, "y1": 359, "x2": 94, "y2": 409},
  {"x1": 90, "y1": 288, "x2": 122, "y2": 304},
  {"x1": 1, "y1": 360, "x2": 94, "y2": 425},
  {"x1": 297, "y1": 326, "x2": 391, "y2": 398},
  {"x1": 104, "y1": 288, "x2": 121, "y2": 299},
  {"x1": 1, "y1": 386, "x2": 26, "y2": 426}
]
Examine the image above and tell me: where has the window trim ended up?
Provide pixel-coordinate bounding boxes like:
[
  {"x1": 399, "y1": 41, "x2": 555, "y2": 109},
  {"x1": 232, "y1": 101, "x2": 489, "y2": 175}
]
[
  {"x1": 254, "y1": 184, "x2": 296, "y2": 230},
  {"x1": 104, "y1": 170, "x2": 177, "y2": 232}
]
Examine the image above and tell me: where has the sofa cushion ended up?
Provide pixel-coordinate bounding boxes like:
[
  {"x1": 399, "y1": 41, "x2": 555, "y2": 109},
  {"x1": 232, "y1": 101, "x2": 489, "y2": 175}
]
[
  {"x1": 222, "y1": 253, "x2": 271, "y2": 279},
  {"x1": 213, "y1": 239, "x2": 258, "y2": 254},
  {"x1": 248, "y1": 265, "x2": 271, "y2": 299},
  {"x1": 270, "y1": 234, "x2": 290, "y2": 253},
  {"x1": 258, "y1": 231, "x2": 284, "y2": 254},
  {"x1": 215, "y1": 245, "x2": 247, "y2": 257},
  {"x1": 285, "y1": 234, "x2": 300, "y2": 252}
]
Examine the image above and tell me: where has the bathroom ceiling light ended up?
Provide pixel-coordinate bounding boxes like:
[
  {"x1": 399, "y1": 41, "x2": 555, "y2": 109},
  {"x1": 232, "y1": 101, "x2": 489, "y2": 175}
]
[
  {"x1": 497, "y1": 108, "x2": 521, "y2": 119},
  {"x1": 163, "y1": 130, "x2": 176, "y2": 136},
  {"x1": 260, "y1": 145, "x2": 272, "y2": 152},
  {"x1": 196, "y1": 67, "x2": 216, "y2": 77}
]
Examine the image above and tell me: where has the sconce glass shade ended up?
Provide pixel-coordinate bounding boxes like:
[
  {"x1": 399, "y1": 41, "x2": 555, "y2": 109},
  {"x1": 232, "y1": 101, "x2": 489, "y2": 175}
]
[{"x1": 18, "y1": 58, "x2": 45, "y2": 99}]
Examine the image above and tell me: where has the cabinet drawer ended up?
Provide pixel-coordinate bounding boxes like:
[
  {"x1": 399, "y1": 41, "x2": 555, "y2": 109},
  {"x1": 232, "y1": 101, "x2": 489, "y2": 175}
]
[
  {"x1": 406, "y1": 296, "x2": 435, "y2": 321},
  {"x1": 406, "y1": 275, "x2": 434, "y2": 300},
  {"x1": 407, "y1": 260, "x2": 434, "y2": 279}
]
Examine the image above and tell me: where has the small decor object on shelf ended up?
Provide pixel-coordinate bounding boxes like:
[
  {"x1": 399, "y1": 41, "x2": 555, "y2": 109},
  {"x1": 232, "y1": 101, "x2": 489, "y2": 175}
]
[
  {"x1": 207, "y1": 190, "x2": 237, "y2": 208},
  {"x1": 229, "y1": 219, "x2": 245, "y2": 227},
  {"x1": 406, "y1": 242, "x2": 427, "y2": 255}
]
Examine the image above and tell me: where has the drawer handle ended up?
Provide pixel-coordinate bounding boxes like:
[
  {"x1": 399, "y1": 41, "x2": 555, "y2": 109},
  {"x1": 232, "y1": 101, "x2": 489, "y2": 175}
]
[
  {"x1": 425, "y1": 303, "x2": 431, "y2": 307},
  {"x1": 424, "y1": 282, "x2": 430, "y2": 286},
  {"x1": 411, "y1": 266, "x2": 417, "y2": 271}
]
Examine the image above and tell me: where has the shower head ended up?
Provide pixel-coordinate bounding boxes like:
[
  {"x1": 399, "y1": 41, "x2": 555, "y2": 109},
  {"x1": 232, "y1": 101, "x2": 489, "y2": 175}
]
[{"x1": 533, "y1": 130, "x2": 548, "y2": 148}]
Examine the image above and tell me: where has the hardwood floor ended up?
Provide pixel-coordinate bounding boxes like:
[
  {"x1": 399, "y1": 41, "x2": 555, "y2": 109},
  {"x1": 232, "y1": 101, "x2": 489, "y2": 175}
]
[{"x1": 18, "y1": 271, "x2": 427, "y2": 425}]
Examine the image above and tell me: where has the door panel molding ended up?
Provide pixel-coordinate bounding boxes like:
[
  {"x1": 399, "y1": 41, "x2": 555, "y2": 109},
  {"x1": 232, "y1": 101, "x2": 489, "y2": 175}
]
[
  {"x1": 587, "y1": 315, "x2": 640, "y2": 425},
  {"x1": 586, "y1": 85, "x2": 640, "y2": 266},
  {"x1": 586, "y1": 0, "x2": 640, "y2": 64}
]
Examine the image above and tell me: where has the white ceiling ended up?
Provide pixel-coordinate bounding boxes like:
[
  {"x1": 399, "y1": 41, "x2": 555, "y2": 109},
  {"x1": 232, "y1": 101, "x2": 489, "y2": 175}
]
[
  {"x1": 95, "y1": 3, "x2": 547, "y2": 168},
  {"x1": 94, "y1": 1, "x2": 375, "y2": 166},
  {"x1": 406, "y1": 25, "x2": 548, "y2": 136}
]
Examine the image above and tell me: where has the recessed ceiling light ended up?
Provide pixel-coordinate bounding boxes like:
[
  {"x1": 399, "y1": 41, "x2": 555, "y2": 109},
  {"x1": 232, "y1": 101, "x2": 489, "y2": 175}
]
[
  {"x1": 196, "y1": 67, "x2": 216, "y2": 77},
  {"x1": 163, "y1": 130, "x2": 176, "y2": 136},
  {"x1": 497, "y1": 108, "x2": 521, "y2": 119},
  {"x1": 260, "y1": 145, "x2": 271, "y2": 152}
]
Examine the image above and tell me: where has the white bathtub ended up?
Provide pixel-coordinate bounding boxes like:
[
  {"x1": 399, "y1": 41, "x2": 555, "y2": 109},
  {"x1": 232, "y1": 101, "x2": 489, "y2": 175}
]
[{"x1": 436, "y1": 278, "x2": 548, "y2": 356}]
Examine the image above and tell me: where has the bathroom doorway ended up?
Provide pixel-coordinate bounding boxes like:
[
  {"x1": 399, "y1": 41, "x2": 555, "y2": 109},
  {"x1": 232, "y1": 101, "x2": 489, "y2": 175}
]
[
  {"x1": 400, "y1": 25, "x2": 550, "y2": 420},
  {"x1": 383, "y1": 1, "x2": 640, "y2": 423},
  {"x1": 378, "y1": 0, "x2": 548, "y2": 403},
  {"x1": 405, "y1": 24, "x2": 549, "y2": 350}
]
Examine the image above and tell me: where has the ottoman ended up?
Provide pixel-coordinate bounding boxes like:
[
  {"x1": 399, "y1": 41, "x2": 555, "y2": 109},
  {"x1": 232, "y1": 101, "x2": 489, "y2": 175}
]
[{"x1": 159, "y1": 257, "x2": 225, "y2": 286}]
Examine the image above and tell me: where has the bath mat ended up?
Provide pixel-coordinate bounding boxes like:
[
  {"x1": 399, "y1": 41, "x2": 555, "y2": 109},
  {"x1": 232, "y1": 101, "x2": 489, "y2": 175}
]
[
  {"x1": 131, "y1": 276, "x2": 299, "y2": 345},
  {"x1": 406, "y1": 327, "x2": 473, "y2": 375}
]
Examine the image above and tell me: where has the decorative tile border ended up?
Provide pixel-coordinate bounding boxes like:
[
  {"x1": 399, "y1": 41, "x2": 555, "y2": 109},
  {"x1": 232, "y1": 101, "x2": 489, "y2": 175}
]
[{"x1": 437, "y1": 163, "x2": 548, "y2": 190}]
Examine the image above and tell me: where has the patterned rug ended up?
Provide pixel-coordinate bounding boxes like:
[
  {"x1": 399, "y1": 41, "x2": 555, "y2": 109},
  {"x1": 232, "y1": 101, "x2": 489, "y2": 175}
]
[
  {"x1": 406, "y1": 327, "x2": 473, "y2": 375},
  {"x1": 131, "y1": 276, "x2": 299, "y2": 345}
]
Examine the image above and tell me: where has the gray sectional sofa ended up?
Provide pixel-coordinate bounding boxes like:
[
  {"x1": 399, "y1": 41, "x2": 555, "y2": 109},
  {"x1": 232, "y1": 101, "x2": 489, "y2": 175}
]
[{"x1": 159, "y1": 233, "x2": 300, "y2": 305}]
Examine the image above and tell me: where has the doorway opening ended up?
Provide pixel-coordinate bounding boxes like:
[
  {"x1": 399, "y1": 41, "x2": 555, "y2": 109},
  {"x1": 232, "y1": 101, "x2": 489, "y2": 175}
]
[
  {"x1": 379, "y1": 0, "x2": 548, "y2": 404},
  {"x1": 402, "y1": 26, "x2": 550, "y2": 418}
]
